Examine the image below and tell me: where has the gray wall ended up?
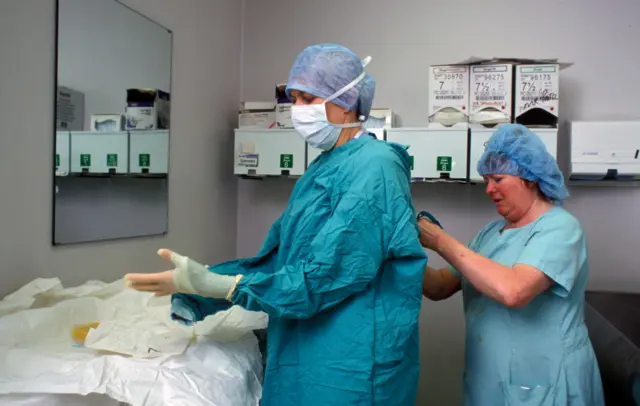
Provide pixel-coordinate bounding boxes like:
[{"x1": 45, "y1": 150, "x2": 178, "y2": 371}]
[
  {"x1": 58, "y1": 0, "x2": 172, "y2": 129},
  {"x1": 239, "y1": 0, "x2": 640, "y2": 404},
  {"x1": 0, "y1": 0, "x2": 242, "y2": 295}
]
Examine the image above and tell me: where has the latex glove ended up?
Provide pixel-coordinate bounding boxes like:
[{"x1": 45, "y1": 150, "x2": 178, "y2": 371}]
[
  {"x1": 125, "y1": 249, "x2": 242, "y2": 299},
  {"x1": 416, "y1": 212, "x2": 446, "y2": 251}
]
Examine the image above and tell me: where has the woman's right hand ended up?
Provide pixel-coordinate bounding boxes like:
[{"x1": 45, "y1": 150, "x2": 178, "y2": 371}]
[
  {"x1": 416, "y1": 211, "x2": 445, "y2": 251},
  {"x1": 418, "y1": 218, "x2": 447, "y2": 251}
]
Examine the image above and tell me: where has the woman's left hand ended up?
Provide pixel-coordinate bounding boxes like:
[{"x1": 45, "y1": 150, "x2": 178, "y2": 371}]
[{"x1": 418, "y1": 218, "x2": 446, "y2": 251}]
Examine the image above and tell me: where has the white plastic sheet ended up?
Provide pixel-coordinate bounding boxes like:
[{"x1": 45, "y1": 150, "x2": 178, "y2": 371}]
[{"x1": 0, "y1": 278, "x2": 268, "y2": 406}]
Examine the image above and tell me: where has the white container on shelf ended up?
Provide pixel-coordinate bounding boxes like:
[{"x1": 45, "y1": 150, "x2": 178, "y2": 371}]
[
  {"x1": 70, "y1": 131, "x2": 129, "y2": 174},
  {"x1": 56, "y1": 131, "x2": 71, "y2": 175},
  {"x1": 570, "y1": 121, "x2": 640, "y2": 181},
  {"x1": 234, "y1": 129, "x2": 305, "y2": 177},
  {"x1": 129, "y1": 130, "x2": 169, "y2": 174},
  {"x1": 386, "y1": 124, "x2": 469, "y2": 181}
]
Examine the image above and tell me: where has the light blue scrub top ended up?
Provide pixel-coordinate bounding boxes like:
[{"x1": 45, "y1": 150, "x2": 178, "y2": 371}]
[{"x1": 453, "y1": 206, "x2": 604, "y2": 405}]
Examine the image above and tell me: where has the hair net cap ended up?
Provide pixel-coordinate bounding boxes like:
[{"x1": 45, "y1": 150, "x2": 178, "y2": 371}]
[
  {"x1": 477, "y1": 124, "x2": 569, "y2": 201},
  {"x1": 285, "y1": 44, "x2": 376, "y2": 120}
]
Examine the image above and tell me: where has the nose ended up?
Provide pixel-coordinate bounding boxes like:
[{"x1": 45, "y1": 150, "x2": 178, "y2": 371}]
[
  {"x1": 293, "y1": 99, "x2": 306, "y2": 106},
  {"x1": 485, "y1": 181, "x2": 495, "y2": 195}
]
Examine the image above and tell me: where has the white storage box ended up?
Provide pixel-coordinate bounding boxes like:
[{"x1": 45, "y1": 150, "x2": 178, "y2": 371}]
[
  {"x1": 386, "y1": 124, "x2": 469, "y2": 181},
  {"x1": 469, "y1": 64, "x2": 513, "y2": 124},
  {"x1": 56, "y1": 86, "x2": 85, "y2": 131},
  {"x1": 514, "y1": 64, "x2": 559, "y2": 125},
  {"x1": 91, "y1": 114, "x2": 125, "y2": 132},
  {"x1": 428, "y1": 65, "x2": 470, "y2": 125},
  {"x1": 570, "y1": 121, "x2": 640, "y2": 180},
  {"x1": 129, "y1": 130, "x2": 169, "y2": 174},
  {"x1": 125, "y1": 89, "x2": 170, "y2": 130},
  {"x1": 55, "y1": 131, "x2": 71, "y2": 175},
  {"x1": 234, "y1": 129, "x2": 305, "y2": 177},
  {"x1": 70, "y1": 131, "x2": 129, "y2": 174}
]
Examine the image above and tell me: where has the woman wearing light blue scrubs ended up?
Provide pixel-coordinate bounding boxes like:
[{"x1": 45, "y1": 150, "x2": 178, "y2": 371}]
[{"x1": 419, "y1": 124, "x2": 605, "y2": 405}]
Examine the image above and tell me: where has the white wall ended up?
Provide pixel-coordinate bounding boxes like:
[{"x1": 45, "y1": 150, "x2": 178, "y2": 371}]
[
  {"x1": 0, "y1": 0, "x2": 242, "y2": 297},
  {"x1": 58, "y1": 0, "x2": 172, "y2": 130},
  {"x1": 239, "y1": 0, "x2": 640, "y2": 404}
]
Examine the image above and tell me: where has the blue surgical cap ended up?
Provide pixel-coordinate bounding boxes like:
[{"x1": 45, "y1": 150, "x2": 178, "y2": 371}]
[
  {"x1": 285, "y1": 44, "x2": 376, "y2": 120},
  {"x1": 477, "y1": 124, "x2": 569, "y2": 201}
]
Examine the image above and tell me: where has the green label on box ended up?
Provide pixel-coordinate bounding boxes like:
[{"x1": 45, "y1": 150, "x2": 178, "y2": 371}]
[
  {"x1": 280, "y1": 154, "x2": 293, "y2": 169},
  {"x1": 80, "y1": 154, "x2": 91, "y2": 167},
  {"x1": 106, "y1": 154, "x2": 118, "y2": 167},
  {"x1": 409, "y1": 156, "x2": 414, "y2": 170},
  {"x1": 436, "y1": 156, "x2": 452, "y2": 172},
  {"x1": 55, "y1": 154, "x2": 60, "y2": 167},
  {"x1": 139, "y1": 153, "x2": 151, "y2": 167}
]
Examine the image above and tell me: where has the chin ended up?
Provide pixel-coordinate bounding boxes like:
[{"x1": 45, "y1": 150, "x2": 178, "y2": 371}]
[{"x1": 495, "y1": 206, "x2": 510, "y2": 218}]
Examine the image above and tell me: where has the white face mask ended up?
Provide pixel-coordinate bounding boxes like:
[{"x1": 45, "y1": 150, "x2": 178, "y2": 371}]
[{"x1": 291, "y1": 57, "x2": 371, "y2": 151}]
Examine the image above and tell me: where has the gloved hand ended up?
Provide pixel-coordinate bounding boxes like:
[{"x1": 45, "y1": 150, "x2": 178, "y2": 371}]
[
  {"x1": 416, "y1": 211, "x2": 445, "y2": 251},
  {"x1": 125, "y1": 249, "x2": 242, "y2": 299},
  {"x1": 416, "y1": 211, "x2": 443, "y2": 229}
]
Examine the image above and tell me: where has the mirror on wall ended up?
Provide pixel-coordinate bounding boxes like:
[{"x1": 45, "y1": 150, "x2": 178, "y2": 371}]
[{"x1": 53, "y1": 0, "x2": 172, "y2": 245}]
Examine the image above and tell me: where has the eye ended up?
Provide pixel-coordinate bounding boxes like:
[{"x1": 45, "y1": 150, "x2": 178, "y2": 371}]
[{"x1": 302, "y1": 93, "x2": 316, "y2": 104}]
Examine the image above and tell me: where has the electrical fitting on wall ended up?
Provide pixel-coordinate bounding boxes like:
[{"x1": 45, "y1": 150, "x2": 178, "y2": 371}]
[{"x1": 570, "y1": 121, "x2": 640, "y2": 182}]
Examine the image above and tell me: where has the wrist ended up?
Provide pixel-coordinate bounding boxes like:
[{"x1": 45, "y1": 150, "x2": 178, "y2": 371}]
[
  {"x1": 225, "y1": 275, "x2": 244, "y2": 301},
  {"x1": 434, "y1": 231, "x2": 458, "y2": 258}
]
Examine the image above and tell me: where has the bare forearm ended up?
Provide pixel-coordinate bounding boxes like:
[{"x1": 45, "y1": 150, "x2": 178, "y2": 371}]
[
  {"x1": 422, "y1": 265, "x2": 461, "y2": 301},
  {"x1": 435, "y1": 233, "x2": 521, "y2": 306}
]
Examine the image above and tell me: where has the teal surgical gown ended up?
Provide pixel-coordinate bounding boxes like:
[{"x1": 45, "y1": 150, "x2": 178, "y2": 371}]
[
  {"x1": 453, "y1": 207, "x2": 604, "y2": 405},
  {"x1": 173, "y1": 135, "x2": 428, "y2": 406}
]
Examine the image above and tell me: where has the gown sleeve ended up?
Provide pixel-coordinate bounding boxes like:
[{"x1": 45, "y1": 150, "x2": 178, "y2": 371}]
[
  {"x1": 170, "y1": 215, "x2": 284, "y2": 323},
  {"x1": 229, "y1": 151, "x2": 426, "y2": 319}
]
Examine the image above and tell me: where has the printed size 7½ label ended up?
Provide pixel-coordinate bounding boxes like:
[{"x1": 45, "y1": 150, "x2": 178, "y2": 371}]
[
  {"x1": 516, "y1": 65, "x2": 559, "y2": 115},
  {"x1": 471, "y1": 65, "x2": 512, "y2": 113}
]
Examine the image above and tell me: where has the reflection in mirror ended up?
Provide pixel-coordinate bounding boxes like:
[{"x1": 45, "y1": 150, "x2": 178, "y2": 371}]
[{"x1": 54, "y1": 0, "x2": 172, "y2": 245}]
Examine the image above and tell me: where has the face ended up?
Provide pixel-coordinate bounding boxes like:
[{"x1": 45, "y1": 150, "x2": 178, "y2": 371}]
[
  {"x1": 484, "y1": 174, "x2": 538, "y2": 221},
  {"x1": 289, "y1": 89, "x2": 354, "y2": 125}
]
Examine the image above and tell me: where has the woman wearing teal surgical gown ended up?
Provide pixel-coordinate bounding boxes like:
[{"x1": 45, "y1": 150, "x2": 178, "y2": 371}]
[
  {"x1": 125, "y1": 44, "x2": 427, "y2": 406},
  {"x1": 419, "y1": 124, "x2": 604, "y2": 405}
]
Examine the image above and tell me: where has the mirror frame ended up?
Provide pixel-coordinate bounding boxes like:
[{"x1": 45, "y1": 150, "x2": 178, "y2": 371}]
[{"x1": 52, "y1": 0, "x2": 174, "y2": 246}]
